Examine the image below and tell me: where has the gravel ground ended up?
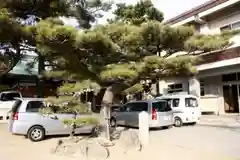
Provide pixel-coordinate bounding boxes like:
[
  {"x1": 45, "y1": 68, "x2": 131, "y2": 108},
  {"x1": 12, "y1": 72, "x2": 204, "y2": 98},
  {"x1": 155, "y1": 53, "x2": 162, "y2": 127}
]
[{"x1": 0, "y1": 124, "x2": 240, "y2": 160}]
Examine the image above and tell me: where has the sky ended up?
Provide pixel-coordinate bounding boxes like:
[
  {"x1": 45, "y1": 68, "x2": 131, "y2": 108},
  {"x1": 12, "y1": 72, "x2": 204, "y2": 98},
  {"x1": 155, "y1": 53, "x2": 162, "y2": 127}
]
[
  {"x1": 63, "y1": 0, "x2": 210, "y2": 26},
  {"x1": 100, "y1": 0, "x2": 210, "y2": 23},
  {"x1": 152, "y1": 0, "x2": 209, "y2": 20}
]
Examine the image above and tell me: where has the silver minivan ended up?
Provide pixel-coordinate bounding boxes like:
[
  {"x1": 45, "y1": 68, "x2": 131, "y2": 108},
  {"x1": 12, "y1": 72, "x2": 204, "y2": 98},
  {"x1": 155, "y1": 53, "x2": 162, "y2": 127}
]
[
  {"x1": 110, "y1": 100, "x2": 174, "y2": 128},
  {"x1": 8, "y1": 98, "x2": 95, "y2": 142}
]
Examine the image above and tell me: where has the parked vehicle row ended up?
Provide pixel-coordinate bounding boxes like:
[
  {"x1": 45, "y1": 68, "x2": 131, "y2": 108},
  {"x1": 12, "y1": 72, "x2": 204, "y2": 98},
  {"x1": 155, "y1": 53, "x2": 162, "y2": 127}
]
[
  {"x1": 7, "y1": 94, "x2": 201, "y2": 142},
  {"x1": 110, "y1": 94, "x2": 201, "y2": 128}
]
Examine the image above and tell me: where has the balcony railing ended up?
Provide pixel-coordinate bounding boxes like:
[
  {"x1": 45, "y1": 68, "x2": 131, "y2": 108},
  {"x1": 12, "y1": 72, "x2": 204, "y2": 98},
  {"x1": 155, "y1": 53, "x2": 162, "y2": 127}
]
[{"x1": 197, "y1": 46, "x2": 240, "y2": 65}]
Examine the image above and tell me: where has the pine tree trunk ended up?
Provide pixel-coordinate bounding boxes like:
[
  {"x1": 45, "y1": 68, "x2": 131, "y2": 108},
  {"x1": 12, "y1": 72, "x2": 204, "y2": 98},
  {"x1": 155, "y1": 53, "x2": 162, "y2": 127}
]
[
  {"x1": 70, "y1": 113, "x2": 77, "y2": 139},
  {"x1": 101, "y1": 83, "x2": 121, "y2": 140}
]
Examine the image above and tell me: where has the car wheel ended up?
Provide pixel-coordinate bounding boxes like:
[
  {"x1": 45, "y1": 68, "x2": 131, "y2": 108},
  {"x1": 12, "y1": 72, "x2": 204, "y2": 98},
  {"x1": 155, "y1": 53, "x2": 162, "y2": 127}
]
[
  {"x1": 27, "y1": 126, "x2": 45, "y2": 142},
  {"x1": 174, "y1": 117, "x2": 183, "y2": 127},
  {"x1": 110, "y1": 118, "x2": 117, "y2": 128}
]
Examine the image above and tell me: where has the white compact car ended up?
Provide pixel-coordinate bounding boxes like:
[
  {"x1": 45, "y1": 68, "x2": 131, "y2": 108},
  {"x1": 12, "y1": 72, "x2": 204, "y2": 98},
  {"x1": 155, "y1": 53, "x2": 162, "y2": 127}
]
[{"x1": 156, "y1": 94, "x2": 201, "y2": 127}]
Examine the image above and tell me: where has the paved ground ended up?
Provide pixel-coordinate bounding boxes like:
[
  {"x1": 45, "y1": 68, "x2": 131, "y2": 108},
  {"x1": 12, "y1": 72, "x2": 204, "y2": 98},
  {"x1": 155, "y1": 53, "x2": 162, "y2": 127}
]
[
  {"x1": 199, "y1": 115, "x2": 240, "y2": 128},
  {"x1": 149, "y1": 125, "x2": 240, "y2": 160},
  {"x1": 0, "y1": 123, "x2": 240, "y2": 160}
]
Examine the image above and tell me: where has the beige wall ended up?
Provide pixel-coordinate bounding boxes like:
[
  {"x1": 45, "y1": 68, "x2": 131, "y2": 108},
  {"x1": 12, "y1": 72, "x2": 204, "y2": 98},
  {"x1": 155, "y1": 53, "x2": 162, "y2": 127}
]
[
  {"x1": 164, "y1": 1, "x2": 240, "y2": 114},
  {"x1": 200, "y1": 76, "x2": 224, "y2": 114},
  {"x1": 200, "y1": 11, "x2": 240, "y2": 34},
  {"x1": 159, "y1": 78, "x2": 189, "y2": 95},
  {"x1": 158, "y1": 75, "x2": 225, "y2": 114}
]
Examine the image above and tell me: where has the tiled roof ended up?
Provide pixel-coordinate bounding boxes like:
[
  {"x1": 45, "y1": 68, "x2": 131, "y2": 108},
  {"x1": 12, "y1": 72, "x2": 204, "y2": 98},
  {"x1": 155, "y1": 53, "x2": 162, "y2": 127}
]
[
  {"x1": 9, "y1": 55, "x2": 39, "y2": 76},
  {"x1": 164, "y1": 0, "x2": 230, "y2": 25}
]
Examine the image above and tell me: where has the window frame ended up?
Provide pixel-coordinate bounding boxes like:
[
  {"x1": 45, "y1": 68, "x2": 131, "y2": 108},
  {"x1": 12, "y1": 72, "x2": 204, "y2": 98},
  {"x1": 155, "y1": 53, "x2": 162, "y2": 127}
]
[
  {"x1": 26, "y1": 101, "x2": 45, "y2": 113},
  {"x1": 185, "y1": 98, "x2": 198, "y2": 108},
  {"x1": 119, "y1": 105, "x2": 127, "y2": 112},
  {"x1": 129, "y1": 102, "x2": 149, "y2": 112},
  {"x1": 160, "y1": 98, "x2": 180, "y2": 108},
  {"x1": 172, "y1": 98, "x2": 180, "y2": 107},
  {"x1": 220, "y1": 25, "x2": 231, "y2": 32},
  {"x1": 200, "y1": 80, "x2": 205, "y2": 96},
  {"x1": 152, "y1": 101, "x2": 172, "y2": 112},
  {"x1": 119, "y1": 102, "x2": 149, "y2": 112},
  {"x1": 232, "y1": 21, "x2": 240, "y2": 30},
  {"x1": 119, "y1": 103, "x2": 132, "y2": 112},
  {"x1": 160, "y1": 99, "x2": 172, "y2": 107},
  {"x1": 222, "y1": 73, "x2": 237, "y2": 82},
  {"x1": 220, "y1": 21, "x2": 240, "y2": 32},
  {"x1": 167, "y1": 83, "x2": 183, "y2": 94}
]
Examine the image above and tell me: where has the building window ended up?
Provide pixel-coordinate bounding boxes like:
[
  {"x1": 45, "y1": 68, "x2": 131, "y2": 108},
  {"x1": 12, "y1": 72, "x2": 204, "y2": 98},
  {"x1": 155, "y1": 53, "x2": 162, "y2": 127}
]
[
  {"x1": 200, "y1": 80, "x2": 205, "y2": 96},
  {"x1": 232, "y1": 21, "x2": 240, "y2": 30},
  {"x1": 222, "y1": 73, "x2": 237, "y2": 82},
  {"x1": 167, "y1": 83, "x2": 183, "y2": 93},
  {"x1": 220, "y1": 25, "x2": 231, "y2": 32},
  {"x1": 237, "y1": 73, "x2": 240, "y2": 81},
  {"x1": 220, "y1": 21, "x2": 240, "y2": 32},
  {"x1": 26, "y1": 101, "x2": 45, "y2": 112}
]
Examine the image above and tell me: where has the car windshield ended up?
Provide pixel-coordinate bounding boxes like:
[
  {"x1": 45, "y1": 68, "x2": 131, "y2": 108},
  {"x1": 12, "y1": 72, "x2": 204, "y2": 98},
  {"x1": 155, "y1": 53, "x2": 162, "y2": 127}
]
[
  {"x1": 26, "y1": 101, "x2": 45, "y2": 112},
  {"x1": 1, "y1": 92, "x2": 21, "y2": 101},
  {"x1": 185, "y1": 98, "x2": 198, "y2": 107},
  {"x1": 152, "y1": 101, "x2": 172, "y2": 112}
]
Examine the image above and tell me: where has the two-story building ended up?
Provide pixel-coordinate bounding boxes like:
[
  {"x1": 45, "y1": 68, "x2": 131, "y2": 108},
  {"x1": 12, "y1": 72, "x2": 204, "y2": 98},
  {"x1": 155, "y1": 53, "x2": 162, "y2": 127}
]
[{"x1": 160, "y1": 0, "x2": 240, "y2": 115}]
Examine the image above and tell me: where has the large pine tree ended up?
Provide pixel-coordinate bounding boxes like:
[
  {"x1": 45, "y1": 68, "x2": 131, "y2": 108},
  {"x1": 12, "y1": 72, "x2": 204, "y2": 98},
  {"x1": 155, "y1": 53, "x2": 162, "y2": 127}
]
[
  {"x1": 39, "y1": 0, "x2": 238, "y2": 139},
  {"x1": 2, "y1": 0, "x2": 238, "y2": 140},
  {"x1": 0, "y1": 0, "x2": 112, "y2": 76}
]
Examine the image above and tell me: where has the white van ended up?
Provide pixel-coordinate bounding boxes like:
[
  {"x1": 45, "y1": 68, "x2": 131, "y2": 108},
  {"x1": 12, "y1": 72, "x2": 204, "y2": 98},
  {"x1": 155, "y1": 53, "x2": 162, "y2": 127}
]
[
  {"x1": 0, "y1": 91, "x2": 22, "y2": 121},
  {"x1": 0, "y1": 91, "x2": 22, "y2": 108},
  {"x1": 156, "y1": 94, "x2": 201, "y2": 127}
]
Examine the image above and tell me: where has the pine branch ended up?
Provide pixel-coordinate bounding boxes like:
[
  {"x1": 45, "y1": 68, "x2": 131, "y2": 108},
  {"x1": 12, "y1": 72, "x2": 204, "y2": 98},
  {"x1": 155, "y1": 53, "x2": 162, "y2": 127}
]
[{"x1": 58, "y1": 80, "x2": 101, "y2": 95}]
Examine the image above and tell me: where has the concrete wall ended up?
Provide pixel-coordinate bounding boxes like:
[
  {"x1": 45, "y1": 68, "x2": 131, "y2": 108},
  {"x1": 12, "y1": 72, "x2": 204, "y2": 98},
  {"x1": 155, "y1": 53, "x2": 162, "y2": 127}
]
[
  {"x1": 189, "y1": 77, "x2": 200, "y2": 98},
  {"x1": 159, "y1": 78, "x2": 189, "y2": 95},
  {"x1": 198, "y1": 64, "x2": 240, "y2": 78},
  {"x1": 200, "y1": 76, "x2": 224, "y2": 114},
  {"x1": 158, "y1": 75, "x2": 224, "y2": 114}
]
